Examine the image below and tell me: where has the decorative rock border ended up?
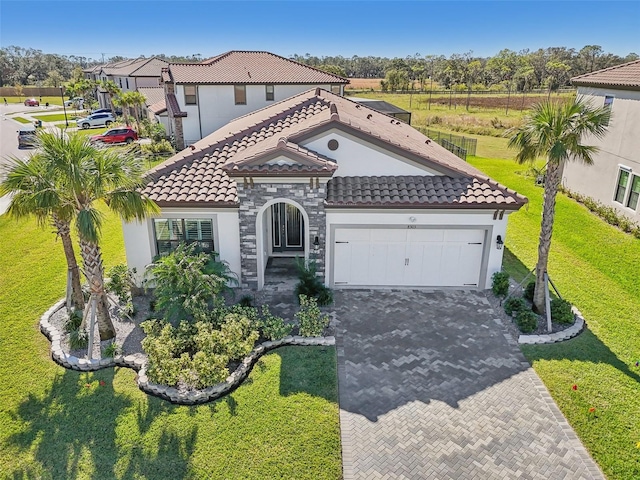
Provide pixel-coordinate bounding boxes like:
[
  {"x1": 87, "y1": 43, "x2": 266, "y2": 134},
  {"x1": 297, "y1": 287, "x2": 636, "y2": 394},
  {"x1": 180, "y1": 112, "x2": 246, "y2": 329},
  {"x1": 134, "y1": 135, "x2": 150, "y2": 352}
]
[
  {"x1": 518, "y1": 307, "x2": 586, "y2": 345},
  {"x1": 40, "y1": 299, "x2": 335, "y2": 405}
]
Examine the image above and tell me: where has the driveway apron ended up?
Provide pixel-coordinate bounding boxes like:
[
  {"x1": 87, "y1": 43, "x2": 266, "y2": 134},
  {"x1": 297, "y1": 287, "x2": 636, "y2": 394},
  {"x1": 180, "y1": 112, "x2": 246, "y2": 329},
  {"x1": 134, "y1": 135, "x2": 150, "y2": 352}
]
[{"x1": 334, "y1": 289, "x2": 604, "y2": 480}]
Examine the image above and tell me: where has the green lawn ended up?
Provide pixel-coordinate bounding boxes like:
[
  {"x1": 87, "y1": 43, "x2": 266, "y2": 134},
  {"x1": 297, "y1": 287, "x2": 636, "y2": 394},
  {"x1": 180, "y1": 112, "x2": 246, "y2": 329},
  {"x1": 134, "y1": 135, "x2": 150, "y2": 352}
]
[
  {"x1": 0, "y1": 208, "x2": 341, "y2": 479},
  {"x1": 3, "y1": 96, "x2": 65, "y2": 106},
  {"x1": 33, "y1": 113, "x2": 81, "y2": 122},
  {"x1": 468, "y1": 154, "x2": 640, "y2": 480},
  {"x1": 12, "y1": 116, "x2": 32, "y2": 124}
]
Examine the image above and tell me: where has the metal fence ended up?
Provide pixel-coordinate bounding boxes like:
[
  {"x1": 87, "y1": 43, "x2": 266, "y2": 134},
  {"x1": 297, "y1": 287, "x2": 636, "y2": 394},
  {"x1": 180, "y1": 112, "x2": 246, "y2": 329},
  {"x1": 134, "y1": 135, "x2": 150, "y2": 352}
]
[{"x1": 415, "y1": 127, "x2": 477, "y2": 161}]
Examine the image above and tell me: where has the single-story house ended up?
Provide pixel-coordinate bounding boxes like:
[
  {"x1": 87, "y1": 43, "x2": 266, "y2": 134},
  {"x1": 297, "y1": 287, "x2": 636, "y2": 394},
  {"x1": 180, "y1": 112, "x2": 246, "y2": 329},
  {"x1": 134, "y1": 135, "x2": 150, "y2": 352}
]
[
  {"x1": 123, "y1": 88, "x2": 527, "y2": 290},
  {"x1": 566, "y1": 59, "x2": 640, "y2": 223}
]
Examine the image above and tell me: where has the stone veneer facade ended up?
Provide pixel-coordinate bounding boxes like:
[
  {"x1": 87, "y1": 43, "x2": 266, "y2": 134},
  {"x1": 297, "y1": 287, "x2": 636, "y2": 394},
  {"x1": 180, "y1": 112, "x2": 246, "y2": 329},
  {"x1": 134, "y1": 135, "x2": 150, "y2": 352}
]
[
  {"x1": 163, "y1": 78, "x2": 185, "y2": 150},
  {"x1": 236, "y1": 180, "x2": 327, "y2": 289}
]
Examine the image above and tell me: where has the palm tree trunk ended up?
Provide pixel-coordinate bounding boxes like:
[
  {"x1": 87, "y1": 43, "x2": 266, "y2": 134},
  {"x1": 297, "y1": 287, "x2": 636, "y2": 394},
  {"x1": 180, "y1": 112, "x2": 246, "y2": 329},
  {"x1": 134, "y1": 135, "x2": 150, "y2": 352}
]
[
  {"x1": 52, "y1": 214, "x2": 84, "y2": 311},
  {"x1": 79, "y1": 238, "x2": 115, "y2": 340},
  {"x1": 533, "y1": 161, "x2": 561, "y2": 313}
]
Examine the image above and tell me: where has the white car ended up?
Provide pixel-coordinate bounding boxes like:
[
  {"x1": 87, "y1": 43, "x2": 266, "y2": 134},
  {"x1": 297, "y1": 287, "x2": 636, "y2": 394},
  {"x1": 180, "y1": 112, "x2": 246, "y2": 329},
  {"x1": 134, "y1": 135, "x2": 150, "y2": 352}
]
[
  {"x1": 64, "y1": 97, "x2": 84, "y2": 108},
  {"x1": 76, "y1": 113, "x2": 115, "y2": 129}
]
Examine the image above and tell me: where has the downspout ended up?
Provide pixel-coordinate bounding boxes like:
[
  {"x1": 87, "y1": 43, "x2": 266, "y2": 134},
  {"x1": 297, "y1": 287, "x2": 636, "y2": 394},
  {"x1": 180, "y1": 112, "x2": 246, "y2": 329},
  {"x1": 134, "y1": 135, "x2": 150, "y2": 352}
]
[{"x1": 197, "y1": 85, "x2": 203, "y2": 140}]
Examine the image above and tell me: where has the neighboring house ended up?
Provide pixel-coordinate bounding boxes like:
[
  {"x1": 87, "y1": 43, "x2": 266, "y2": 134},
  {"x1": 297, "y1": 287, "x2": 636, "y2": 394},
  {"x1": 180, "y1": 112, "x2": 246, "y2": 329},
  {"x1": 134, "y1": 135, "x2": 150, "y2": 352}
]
[
  {"x1": 85, "y1": 57, "x2": 169, "y2": 109},
  {"x1": 161, "y1": 51, "x2": 349, "y2": 149},
  {"x1": 138, "y1": 86, "x2": 169, "y2": 132},
  {"x1": 566, "y1": 60, "x2": 640, "y2": 223},
  {"x1": 123, "y1": 89, "x2": 527, "y2": 290}
]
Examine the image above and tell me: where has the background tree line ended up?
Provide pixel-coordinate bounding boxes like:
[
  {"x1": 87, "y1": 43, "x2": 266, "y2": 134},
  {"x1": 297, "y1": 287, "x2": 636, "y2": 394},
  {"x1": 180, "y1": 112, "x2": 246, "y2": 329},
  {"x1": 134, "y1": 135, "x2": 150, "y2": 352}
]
[
  {"x1": 293, "y1": 45, "x2": 638, "y2": 92},
  {"x1": 2, "y1": 44, "x2": 636, "y2": 92}
]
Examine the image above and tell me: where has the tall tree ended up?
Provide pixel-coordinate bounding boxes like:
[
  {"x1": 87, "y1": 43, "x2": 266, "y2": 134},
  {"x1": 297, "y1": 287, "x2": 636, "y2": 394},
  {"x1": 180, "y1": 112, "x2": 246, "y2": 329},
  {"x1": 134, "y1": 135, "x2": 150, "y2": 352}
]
[
  {"x1": 508, "y1": 98, "x2": 610, "y2": 313},
  {"x1": 100, "y1": 79, "x2": 121, "y2": 113},
  {"x1": 0, "y1": 146, "x2": 85, "y2": 311}
]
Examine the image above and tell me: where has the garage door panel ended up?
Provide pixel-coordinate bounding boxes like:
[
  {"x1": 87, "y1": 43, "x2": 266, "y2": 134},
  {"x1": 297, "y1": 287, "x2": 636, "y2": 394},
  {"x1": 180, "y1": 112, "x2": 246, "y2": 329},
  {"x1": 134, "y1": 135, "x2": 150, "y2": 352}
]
[{"x1": 332, "y1": 227, "x2": 485, "y2": 288}]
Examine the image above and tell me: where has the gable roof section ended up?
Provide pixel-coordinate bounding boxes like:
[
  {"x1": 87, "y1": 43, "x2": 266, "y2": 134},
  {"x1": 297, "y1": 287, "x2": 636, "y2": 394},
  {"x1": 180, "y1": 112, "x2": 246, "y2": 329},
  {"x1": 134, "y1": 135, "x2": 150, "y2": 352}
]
[
  {"x1": 326, "y1": 176, "x2": 524, "y2": 210},
  {"x1": 138, "y1": 86, "x2": 167, "y2": 114},
  {"x1": 571, "y1": 60, "x2": 640, "y2": 91},
  {"x1": 166, "y1": 51, "x2": 349, "y2": 85},
  {"x1": 142, "y1": 88, "x2": 526, "y2": 209},
  {"x1": 100, "y1": 57, "x2": 169, "y2": 77}
]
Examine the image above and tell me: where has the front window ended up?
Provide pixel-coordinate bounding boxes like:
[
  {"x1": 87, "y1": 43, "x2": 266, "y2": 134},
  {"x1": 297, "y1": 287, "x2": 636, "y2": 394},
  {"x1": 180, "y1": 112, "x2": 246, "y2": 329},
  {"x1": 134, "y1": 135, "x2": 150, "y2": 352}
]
[
  {"x1": 614, "y1": 169, "x2": 630, "y2": 204},
  {"x1": 153, "y1": 218, "x2": 214, "y2": 256},
  {"x1": 184, "y1": 85, "x2": 197, "y2": 105},
  {"x1": 331, "y1": 85, "x2": 341, "y2": 95},
  {"x1": 626, "y1": 175, "x2": 640, "y2": 210},
  {"x1": 604, "y1": 96, "x2": 614, "y2": 125},
  {"x1": 234, "y1": 85, "x2": 246, "y2": 105},
  {"x1": 265, "y1": 85, "x2": 274, "y2": 101},
  {"x1": 125, "y1": 78, "x2": 129, "y2": 89}
]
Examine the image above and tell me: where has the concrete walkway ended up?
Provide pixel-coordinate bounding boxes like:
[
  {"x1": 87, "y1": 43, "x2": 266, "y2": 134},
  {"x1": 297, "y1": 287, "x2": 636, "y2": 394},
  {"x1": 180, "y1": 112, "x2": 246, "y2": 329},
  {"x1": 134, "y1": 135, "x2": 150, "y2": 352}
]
[{"x1": 334, "y1": 289, "x2": 604, "y2": 480}]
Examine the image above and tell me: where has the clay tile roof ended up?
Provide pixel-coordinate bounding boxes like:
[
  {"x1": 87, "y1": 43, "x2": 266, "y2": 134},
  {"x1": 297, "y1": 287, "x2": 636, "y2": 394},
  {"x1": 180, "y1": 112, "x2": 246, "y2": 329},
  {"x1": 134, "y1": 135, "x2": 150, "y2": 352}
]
[
  {"x1": 326, "y1": 176, "x2": 527, "y2": 209},
  {"x1": 571, "y1": 59, "x2": 640, "y2": 91},
  {"x1": 166, "y1": 93, "x2": 187, "y2": 117},
  {"x1": 131, "y1": 58, "x2": 170, "y2": 77},
  {"x1": 138, "y1": 87, "x2": 165, "y2": 106},
  {"x1": 167, "y1": 51, "x2": 349, "y2": 85},
  {"x1": 142, "y1": 88, "x2": 526, "y2": 209}
]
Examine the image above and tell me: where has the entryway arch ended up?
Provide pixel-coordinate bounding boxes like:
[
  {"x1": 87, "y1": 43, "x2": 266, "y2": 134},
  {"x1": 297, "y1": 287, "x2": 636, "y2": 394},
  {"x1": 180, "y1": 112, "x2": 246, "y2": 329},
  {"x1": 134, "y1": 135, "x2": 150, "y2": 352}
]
[{"x1": 255, "y1": 198, "x2": 310, "y2": 290}]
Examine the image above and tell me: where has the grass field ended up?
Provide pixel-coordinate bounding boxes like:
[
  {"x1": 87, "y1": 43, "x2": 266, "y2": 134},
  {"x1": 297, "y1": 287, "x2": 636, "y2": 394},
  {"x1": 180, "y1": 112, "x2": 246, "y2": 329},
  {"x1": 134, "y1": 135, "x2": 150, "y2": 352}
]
[
  {"x1": 0, "y1": 204, "x2": 341, "y2": 479},
  {"x1": 3, "y1": 96, "x2": 66, "y2": 106},
  {"x1": 468, "y1": 152, "x2": 640, "y2": 480},
  {"x1": 32, "y1": 113, "x2": 81, "y2": 122},
  {"x1": 12, "y1": 116, "x2": 32, "y2": 124}
]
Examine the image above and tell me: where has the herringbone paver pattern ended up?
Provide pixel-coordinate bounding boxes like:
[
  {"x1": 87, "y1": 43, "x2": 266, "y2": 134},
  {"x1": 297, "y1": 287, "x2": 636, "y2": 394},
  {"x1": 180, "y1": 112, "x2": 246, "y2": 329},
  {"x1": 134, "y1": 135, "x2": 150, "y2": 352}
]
[{"x1": 334, "y1": 290, "x2": 604, "y2": 480}]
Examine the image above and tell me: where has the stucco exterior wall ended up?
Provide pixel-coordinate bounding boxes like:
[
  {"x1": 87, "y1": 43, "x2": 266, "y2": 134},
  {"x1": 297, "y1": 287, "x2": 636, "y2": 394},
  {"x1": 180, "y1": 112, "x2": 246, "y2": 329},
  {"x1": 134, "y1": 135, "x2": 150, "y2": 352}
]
[
  {"x1": 563, "y1": 87, "x2": 640, "y2": 222},
  {"x1": 325, "y1": 209, "x2": 509, "y2": 289},
  {"x1": 176, "y1": 84, "x2": 337, "y2": 145},
  {"x1": 302, "y1": 129, "x2": 440, "y2": 176},
  {"x1": 122, "y1": 208, "x2": 241, "y2": 286},
  {"x1": 136, "y1": 77, "x2": 161, "y2": 88}
]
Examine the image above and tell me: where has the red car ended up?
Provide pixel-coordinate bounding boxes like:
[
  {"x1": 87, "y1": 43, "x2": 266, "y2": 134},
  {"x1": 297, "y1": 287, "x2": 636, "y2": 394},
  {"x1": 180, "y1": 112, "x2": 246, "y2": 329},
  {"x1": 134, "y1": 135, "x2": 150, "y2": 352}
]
[
  {"x1": 24, "y1": 98, "x2": 40, "y2": 106},
  {"x1": 90, "y1": 128, "x2": 138, "y2": 144}
]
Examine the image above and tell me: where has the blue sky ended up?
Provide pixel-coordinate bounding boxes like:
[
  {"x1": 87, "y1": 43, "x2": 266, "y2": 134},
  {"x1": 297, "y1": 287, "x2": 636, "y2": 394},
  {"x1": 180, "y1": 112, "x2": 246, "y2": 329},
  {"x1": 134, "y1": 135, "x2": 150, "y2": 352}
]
[{"x1": 1, "y1": 1, "x2": 638, "y2": 60}]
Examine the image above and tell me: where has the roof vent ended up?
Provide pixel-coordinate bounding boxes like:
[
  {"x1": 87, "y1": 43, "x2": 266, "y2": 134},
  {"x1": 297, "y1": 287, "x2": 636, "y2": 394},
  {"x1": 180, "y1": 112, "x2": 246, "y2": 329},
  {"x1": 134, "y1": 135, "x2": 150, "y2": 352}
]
[
  {"x1": 367, "y1": 114, "x2": 373, "y2": 120},
  {"x1": 315, "y1": 87, "x2": 321, "y2": 95},
  {"x1": 330, "y1": 102, "x2": 339, "y2": 120},
  {"x1": 425, "y1": 139, "x2": 431, "y2": 144},
  {"x1": 355, "y1": 104, "x2": 361, "y2": 108}
]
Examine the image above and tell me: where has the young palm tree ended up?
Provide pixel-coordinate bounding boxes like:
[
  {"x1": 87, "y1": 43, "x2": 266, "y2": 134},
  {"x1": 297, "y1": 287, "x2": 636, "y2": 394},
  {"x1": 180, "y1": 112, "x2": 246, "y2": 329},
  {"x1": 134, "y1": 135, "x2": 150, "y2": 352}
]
[
  {"x1": 100, "y1": 80, "x2": 121, "y2": 114},
  {"x1": 0, "y1": 150, "x2": 85, "y2": 311},
  {"x1": 508, "y1": 98, "x2": 610, "y2": 313},
  {"x1": 112, "y1": 94, "x2": 130, "y2": 126},
  {"x1": 53, "y1": 132, "x2": 159, "y2": 340}
]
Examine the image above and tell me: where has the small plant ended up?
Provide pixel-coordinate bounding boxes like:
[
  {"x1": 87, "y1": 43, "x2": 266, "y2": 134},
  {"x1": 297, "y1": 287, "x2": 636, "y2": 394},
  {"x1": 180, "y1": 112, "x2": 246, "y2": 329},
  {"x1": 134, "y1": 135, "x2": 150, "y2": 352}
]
[
  {"x1": 237, "y1": 295, "x2": 253, "y2": 307},
  {"x1": 69, "y1": 328, "x2": 88, "y2": 350},
  {"x1": 260, "y1": 306, "x2": 292, "y2": 340},
  {"x1": 106, "y1": 264, "x2": 136, "y2": 300},
  {"x1": 296, "y1": 295, "x2": 329, "y2": 337},
  {"x1": 64, "y1": 310, "x2": 83, "y2": 334},
  {"x1": 503, "y1": 296, "x2": 526, "y2": 316},
  {"x1": 551, "y1": 298, "x2": 574, "y2": 325},
  {"x1": 103, "y1": 342, "x2": 120, "y2": 358},
  {"x1": 294, "y1": 258, "x2": 333, "y2": 306},
  {"x1": 515, "y1": 309, "x2": 538, "y2": 333},
  {"x1": 524, "y1": 280, "x2": 536, "y2": 301},
  {"x1": 491, "y1": 271, "x2": 510, "y2": 297}
]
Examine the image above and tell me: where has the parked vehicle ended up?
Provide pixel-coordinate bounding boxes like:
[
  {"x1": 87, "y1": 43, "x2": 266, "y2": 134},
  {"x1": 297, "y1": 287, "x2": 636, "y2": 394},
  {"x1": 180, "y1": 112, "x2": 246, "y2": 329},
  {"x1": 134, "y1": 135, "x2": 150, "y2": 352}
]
[
  {"x1": 64, "y1": 97, "x2": 84, "y2": 108},
  {"x1": 17, "y1": 127, "x2": 38, "y2": 148},
  {"x1": 24, "y1": 98, "x2": 39, "y2": 106},
  {"x1": 76, "y1": 113, "x2": 115, "y2": 129},
  {"x1": 90, "y1": 127, "x2": 138, "y2": 144}
]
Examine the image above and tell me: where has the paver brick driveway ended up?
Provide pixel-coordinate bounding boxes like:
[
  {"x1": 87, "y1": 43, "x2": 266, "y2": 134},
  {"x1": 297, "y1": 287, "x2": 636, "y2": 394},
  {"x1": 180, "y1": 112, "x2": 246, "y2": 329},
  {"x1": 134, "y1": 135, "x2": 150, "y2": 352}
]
[{"x1": 333, "y1": 289, "x2": 603, "y2": 480}]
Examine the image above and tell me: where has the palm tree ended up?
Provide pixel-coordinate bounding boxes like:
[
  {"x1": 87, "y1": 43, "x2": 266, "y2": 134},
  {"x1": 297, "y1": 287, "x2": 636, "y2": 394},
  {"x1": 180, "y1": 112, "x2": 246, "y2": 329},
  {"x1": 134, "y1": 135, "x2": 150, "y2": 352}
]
[
  {"x1": 112, "y1": 94, "x2": 130, "y2": 126},
  {"x1": 100, "y1": 80, "x2": 121, "y2": 114},
  {"x1": 125, "y1": 91, "x2": 147, "y2": 132},
  {"x1": 56, "y1": 132, "x2": 159, "y2": 340},
  {"x1": 508, "y1": 98, "x2": 610, "y2": 313},
  {"x1": 0, "y1": 147, "x2": 85, "y2": 311}
]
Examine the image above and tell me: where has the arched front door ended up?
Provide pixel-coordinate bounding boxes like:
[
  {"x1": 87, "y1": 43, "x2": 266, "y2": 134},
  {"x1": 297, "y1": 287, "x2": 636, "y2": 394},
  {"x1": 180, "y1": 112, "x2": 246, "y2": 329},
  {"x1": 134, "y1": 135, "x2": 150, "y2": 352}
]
[{"x1": 271, "y1": 202, "x2": 304, "y2": 253}]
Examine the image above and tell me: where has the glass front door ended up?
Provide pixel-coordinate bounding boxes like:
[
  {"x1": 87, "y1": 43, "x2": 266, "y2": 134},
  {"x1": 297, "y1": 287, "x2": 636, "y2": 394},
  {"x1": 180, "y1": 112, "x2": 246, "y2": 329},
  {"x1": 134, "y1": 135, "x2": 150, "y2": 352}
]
[{"x1": 271, "y1": 203, "x2": 304, "y2": 252}]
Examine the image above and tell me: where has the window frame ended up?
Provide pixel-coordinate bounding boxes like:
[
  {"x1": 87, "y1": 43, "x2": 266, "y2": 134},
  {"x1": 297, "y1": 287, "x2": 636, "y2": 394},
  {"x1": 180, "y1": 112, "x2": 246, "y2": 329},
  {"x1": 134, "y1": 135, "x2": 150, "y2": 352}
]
[
  {"x1": 626, "y1": 174, "x2": 640, "y2": 211},
  {"x1": 234, "y1": 85, "x2": 247, "y2": 105},
  {"x1": 331, "y1": 84, "x2": 342, "y2": 95},
  {"x1": 265, "y1": 84, "x2": 274, "y2": 101},
  {"x1": 614, "y1": 167, "x2": 630, "y2": 205},
  {"x1": 152, "y1": 218, "x2": 214, "y2": 257},
  {"x1": 603, "y1": 95, "x2": 614, "y2": 125},
  {"x1": 184, "y1": 85, "x2": 197, "y2": 105}
]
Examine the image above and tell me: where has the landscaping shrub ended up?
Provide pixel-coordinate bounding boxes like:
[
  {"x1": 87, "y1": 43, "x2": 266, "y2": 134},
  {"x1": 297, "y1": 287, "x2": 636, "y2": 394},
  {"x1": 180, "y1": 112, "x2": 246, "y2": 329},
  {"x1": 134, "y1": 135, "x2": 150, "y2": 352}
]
[
  {"x1": 491, "y1": 271, "x2": 510, "y2": 297},
  {"x1": 141, "y1": 139, "x2": 174, "y2": 155},
  {"x1": 295, "y1": 258, "x2": 333, "y2": 306},
  {"x1": 106, "y1": 264, "x2": 137, "y2": 317},
  {"x1": 146, "y1": 244, "x2": 236, "y2": 323},
  {"x1": 550, "y1": 298, "x2": 574, "y2": 325},
  {"x1": 296, "y1": 295, "x2": 330, "y2": 337},
  {"x1": 515, "y1": 309, "x2": 538, "y2": 333},
  {"x1": 69, "y1": 328, "x2": 88, "y2": 350},
  {"x1": 103, "y1": 341, "x2": 120, "y2": 358},
  {"x1": 141, "y1": 313, "x2": 259, "y2": 390},
  {"x1": 503, "y1": 296, "x2": 526, "y2": 316},
  {"x1": 64, "y1": 310, "x2": 83, "y2": 333},
  {"x1": 524, "y1": 280, "x2": 536, "y2": 301},
  {"x1": 260, "y1": 305, "x2": 292, "y2": 340}
]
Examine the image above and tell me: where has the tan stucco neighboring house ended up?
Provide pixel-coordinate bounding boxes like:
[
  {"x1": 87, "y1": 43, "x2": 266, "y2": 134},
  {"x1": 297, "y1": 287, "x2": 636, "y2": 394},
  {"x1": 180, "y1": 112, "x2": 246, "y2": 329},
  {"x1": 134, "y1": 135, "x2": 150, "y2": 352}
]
[
  {"x1": 161, "y1": 51, "x2": 349, "y2": 150},
  {"x1": 122, "y1": 89, "x2": 527, "y2": 291},
  {"x1": 566, "y1": 60, "x2": 640, "y2": 223}
]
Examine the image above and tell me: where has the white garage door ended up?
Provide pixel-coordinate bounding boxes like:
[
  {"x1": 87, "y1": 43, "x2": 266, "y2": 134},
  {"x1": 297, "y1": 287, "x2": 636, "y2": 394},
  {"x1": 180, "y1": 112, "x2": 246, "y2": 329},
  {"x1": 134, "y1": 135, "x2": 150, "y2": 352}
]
[{"x1": 333, "y1": 228, "x2": 485, "y2": 287}]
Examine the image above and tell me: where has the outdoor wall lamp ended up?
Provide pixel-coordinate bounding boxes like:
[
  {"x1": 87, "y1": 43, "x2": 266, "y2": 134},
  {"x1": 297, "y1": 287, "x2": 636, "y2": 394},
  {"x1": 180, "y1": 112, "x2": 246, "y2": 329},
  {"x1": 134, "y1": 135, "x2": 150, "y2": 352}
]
[
  {"x1": 313, "y1": 236, "x2": 320, "y2": 250},
  {"x1": 496, "y1": 235, "x2": 504, "y2": 250}
]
